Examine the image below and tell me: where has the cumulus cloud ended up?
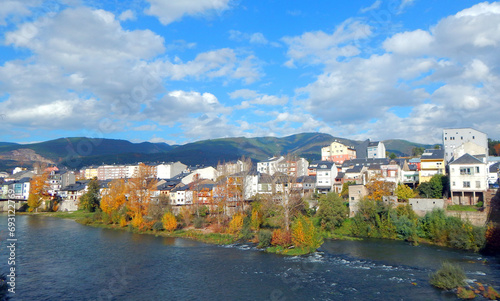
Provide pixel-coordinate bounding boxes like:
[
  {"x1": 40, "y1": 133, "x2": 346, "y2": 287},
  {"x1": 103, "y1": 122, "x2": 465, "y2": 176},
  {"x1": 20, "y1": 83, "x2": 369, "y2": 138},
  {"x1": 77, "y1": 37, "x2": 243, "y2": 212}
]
[
  {"x1": 229, "y1": 89, "x2": 288, "y2": 107},
  {"x1": 289, "y1": 2, "x2": 500, "y2": 142},
  {"x1": 144, "y1": 0, "x2": 232, "y2": 25},
  {"x1": 282, "y1": 19, "x2": 371, "y2": 66}
]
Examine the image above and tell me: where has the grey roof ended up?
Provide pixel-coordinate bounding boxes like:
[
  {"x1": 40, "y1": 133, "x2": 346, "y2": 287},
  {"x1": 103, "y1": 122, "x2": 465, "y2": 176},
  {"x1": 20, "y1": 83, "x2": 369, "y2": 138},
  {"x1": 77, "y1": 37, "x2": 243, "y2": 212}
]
[
  {"x1": 490, "y1": 162, "x2": 500, "y2": 173},
  {"x1": 420, "y1": 149, "x2": 444, "y2": 160},
  {"x1": 336, "y1": 172, "x2": 345, "y2": 180},
  {"x1": 61, "y1": 183, "x2": 87, "y2": 192},
  {"x1": 368, "y1": 141, "x2": 380, "y2": 147},
  {"x1": 296, "y1": 176, "x2": 316, "y2": 184},
  {"x1": 346, "y1": 165, "x2": 363, "y2": 173},
  {"x1": 449, "y1": 153, "x2": 484, "y2": 165},
  {"x1": 342, "y1": 158, "x2": 389, "y2": 167}
]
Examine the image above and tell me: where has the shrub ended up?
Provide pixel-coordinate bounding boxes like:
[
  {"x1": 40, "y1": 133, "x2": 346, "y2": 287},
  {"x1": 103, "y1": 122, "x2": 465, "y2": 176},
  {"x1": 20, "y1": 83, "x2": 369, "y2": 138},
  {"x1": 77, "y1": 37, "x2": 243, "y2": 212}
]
[
  {"x1": 91, "y1": 211, "x2": 103, "y2": 223},
  {"x1": 258, "y1": 230, "x2": 272, "y2": 248},
  {"x1": 152, "y1": 221, "x2": 164, "y2": 232},
  {"x1": 101, "y1": 213, "x2": 112, "y2": 225},
  {"x1": 119, "y1": 216, "x2": 128, "y2": 227},
  {"x1": 194, "y1": 217, "x2": 205, "y2": 229},
  {"x1": 111, "y1": 210, "x2": 122, "y2": 224},
  {"x1": 429, "y1": 262, "x2": 466, "y2": 290},
  {"x1": 271, "y1": 229, "x2": 292, "y2": 247},
  {"x1": 457, "y1": 287, "x2": 476, "y2": 299}
]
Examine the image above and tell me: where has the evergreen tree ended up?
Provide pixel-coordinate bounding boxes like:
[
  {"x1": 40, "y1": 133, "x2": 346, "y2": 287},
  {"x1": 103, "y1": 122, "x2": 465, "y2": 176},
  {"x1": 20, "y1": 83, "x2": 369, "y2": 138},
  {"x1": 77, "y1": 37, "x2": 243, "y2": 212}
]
[{"x1": 79, "y1": 177, "x2": 100, "y2": 212}]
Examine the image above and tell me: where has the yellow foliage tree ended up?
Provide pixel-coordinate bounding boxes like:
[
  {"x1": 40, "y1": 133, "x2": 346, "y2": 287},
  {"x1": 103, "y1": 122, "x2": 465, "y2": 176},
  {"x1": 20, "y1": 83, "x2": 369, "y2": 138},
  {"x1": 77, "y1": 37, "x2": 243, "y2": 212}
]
[
  {"x1": 162, "y1": 212, "x2": 177, "y2": 232},
  {"x1": 250, "y1": 209, "x2": 261, "y2": 231},
  {"x1": 100, "y1": 179, "x2": 127, "y2": 216},
  {"x1": 228, "y1": 213, "x2": 245, "y2": 234},
  {"x1": 291, "y1": 215, "x2": 322, "y2": 249},
  {"x1": 395, "y1": 183, "x2": 417, "y2": 201}
]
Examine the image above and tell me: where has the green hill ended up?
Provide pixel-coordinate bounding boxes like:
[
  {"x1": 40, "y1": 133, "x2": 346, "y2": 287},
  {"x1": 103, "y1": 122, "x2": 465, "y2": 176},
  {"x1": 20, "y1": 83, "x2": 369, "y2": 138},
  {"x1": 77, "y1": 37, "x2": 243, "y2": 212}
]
[{"x1": 0, "y1": 133, "x2": 432, "y2": 171}]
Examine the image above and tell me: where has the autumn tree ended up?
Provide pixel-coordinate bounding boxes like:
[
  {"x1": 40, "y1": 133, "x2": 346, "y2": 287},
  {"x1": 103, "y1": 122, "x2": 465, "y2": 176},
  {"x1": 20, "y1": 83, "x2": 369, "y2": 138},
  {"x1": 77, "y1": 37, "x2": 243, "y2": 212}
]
[
  {"x1": 395, "y1": 183, "x2": 417, "y2": 201},
  {"x1": 228, "y1": 213, "x2": 245, "y2": 234},
  {"x1": 100, "y1": 179, "x2": 127, "y2": 216},
  {"x1": 127, "y1": 163, "x2": 158, "y2": 229},
  {"x1": 162, "y1": 212, "x2": 177, "y2": 232},
  {"x1": 271, "y1": 172, "x2": 305, "y2": 231},
  {"x1": 366, "y1": 177, "x2": 396, "y2": 201},
  {"x1": 291, "y1": 215, "x2": 323, "y2": 250},
  {"x1": 27, "y1": 172, "x2": 49, "y2": 212},
  {"x1": 79, "y1": 177, "x2": 100, "y2": 212}
]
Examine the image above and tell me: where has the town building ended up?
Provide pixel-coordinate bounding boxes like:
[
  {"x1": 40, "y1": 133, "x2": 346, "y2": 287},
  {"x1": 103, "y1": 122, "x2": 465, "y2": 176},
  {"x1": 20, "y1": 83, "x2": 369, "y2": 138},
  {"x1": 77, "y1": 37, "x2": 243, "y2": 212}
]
[
  {"x1": 443, "y1": 128, "x2": 488, "y2": 163},
  {"x1": 449, "y1": 153, "x2": 488, "y2": 205},
  {"x1": 321, "y1": 141, "x2": 356, "y2": 164},
  {"x1": 367, "y1": 141, "x2": 386, "y2": 159},
  {"x1": 419, "y1": 149, "x2": 445, "y2": 183}
]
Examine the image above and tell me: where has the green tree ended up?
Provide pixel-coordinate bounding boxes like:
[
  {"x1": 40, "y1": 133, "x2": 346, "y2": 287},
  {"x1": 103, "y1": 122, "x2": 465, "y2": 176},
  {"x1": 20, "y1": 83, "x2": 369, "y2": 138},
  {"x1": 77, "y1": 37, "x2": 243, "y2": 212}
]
[
  {"x1": 79, "y1": 177, "x2": 100, "y2": 212},
  {"x1": 429, "y1": 174, "x2": 444, "y2": 198},
  {"x1": 389, "y1": 152, "x2": 397, "y2": 159},
  {"x1": 315, "y1": 192, "x2": 348, "y2": 231},
  {"x1": 412, "y1": 146, "x2": 425, "y2": 157},
  {"x1": 340, "y1": 181, "x2": 356, "y2": 199}
]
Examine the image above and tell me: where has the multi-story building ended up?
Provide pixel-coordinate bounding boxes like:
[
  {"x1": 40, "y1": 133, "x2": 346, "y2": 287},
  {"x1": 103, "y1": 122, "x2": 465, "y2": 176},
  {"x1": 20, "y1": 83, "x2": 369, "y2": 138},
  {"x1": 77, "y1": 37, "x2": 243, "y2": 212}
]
[
  {"x1": 97, "y1": 165, "x2": 128, "y2": 180},
  {"x1": 257, "y1": 156, "x2": 285, "y2": 175},
  {"x1": 419, "y1": 149, "x2": 445, "y2": 183},
  {"x1": 367, "y1": 141, "x2": 386, "y2": 159},
  {"x1": 315, "y1": 161, "x2": 337, "y2": 193},
  {"x1": 443, "y1": 128, "x2": 488, "y2": 163},
  {"x1": 321, "y1": 141, "x2": 356, "y2": 164},
  {"x1": 449, "y1": 153, "x2": 487, "y2": 205}
]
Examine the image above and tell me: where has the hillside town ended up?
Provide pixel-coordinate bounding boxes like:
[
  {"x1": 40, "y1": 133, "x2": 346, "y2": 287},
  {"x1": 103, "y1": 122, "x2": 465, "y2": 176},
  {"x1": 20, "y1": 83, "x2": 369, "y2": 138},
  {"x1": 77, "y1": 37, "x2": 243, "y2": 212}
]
[{"x1": 1, "y1": 128, "x2": 499, "y2": 224}]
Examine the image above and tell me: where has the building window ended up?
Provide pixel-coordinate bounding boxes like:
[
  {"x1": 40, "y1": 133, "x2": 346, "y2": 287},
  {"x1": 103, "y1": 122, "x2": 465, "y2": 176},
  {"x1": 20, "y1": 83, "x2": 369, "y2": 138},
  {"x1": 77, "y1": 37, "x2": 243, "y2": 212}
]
[
  {"x1": 476, "y1": 181, "x2": 481, "y2": 188},
  {"x1": 452, "y1": 181, "x2": 455, "y2": 187},
  {"x1": 476, "y1": 166, "x2": 480, "y2": 173},
  {"x1": 463, "y1": 181, "x2": 470, "y2": 188},
  {"x1": 460, "y1": 167, "x2": 471, "y2": 175}
]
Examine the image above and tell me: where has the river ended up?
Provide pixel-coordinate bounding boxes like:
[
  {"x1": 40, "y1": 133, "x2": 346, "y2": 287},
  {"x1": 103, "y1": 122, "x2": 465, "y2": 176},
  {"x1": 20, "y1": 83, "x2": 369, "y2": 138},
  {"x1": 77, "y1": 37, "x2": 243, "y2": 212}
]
[{"x1": 1, "y1": 215, "x2": 499, "y2": 300}]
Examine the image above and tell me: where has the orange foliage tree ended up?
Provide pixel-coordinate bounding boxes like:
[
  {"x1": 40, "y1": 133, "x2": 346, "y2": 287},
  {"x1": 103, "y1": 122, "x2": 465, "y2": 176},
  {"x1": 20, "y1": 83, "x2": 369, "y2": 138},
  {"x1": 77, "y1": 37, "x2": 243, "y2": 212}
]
[
  {"x1": 27, "y1": 172, "x2": 49, "y2": 212},
  {"x1": 291, "y1": 215, "x2": 322, "y2": 249},
  {"x1": 100, "y1": 179, "x2": 127, "y2": 216},
  {"x1": 366, "y1": 177, "x2": 396, "y2": 201}
]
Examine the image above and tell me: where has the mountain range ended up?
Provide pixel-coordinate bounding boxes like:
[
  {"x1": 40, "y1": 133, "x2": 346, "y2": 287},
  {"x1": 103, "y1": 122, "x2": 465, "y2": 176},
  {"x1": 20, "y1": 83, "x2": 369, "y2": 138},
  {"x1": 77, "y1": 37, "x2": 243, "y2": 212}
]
[{"x1": 0, "y1": 133, "x2": 433, "y2": 172}]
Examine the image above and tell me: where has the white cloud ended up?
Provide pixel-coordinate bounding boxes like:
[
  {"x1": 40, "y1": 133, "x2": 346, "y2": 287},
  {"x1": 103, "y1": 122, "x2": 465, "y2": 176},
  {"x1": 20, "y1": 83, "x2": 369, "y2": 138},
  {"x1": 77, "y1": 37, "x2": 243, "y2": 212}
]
[
  {"x1": 282, "y1": 19, "x2": 371, "y2": 65},
  {"x1": 161, "y1": 48, "x2": 262, "y2": 84},
  {"x1": 144, "y1": 0, "x2": 232, "y2": 25},
  {"x1": 229, "y1": 89, "x2": 288, "y2": 107},
  {"x1": 360, "y1": 0, "x2": 382, "y2": 13},
  {"x1": 118, "y1": 9, "x2": 136, "y2": 21},
  {"x1": 0, "y1": 0, "x2": 41, "y2": 26},
  {"x1": 288, "y1": 2, "x2": 500, "y2": 143}
]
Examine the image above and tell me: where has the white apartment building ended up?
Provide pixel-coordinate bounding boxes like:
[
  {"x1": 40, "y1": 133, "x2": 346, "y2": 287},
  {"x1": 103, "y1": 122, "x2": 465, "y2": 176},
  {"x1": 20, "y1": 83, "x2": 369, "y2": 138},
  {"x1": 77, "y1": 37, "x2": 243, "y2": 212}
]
[
  {"x1": 257, "y1": 156, "x2": 285, "y2": 175},
  {"x1": 443, "y1": 128, "x2": 488, "y2": 163},
  {"x1": 367, "y1": 141, "x2": 386, "y2": 159},
  {"x1": 449, "y1": 153, "x2": 488, "y2": 205},
  {"x1": 157, "y1": 162, "x2": 187, "y2": 179}
]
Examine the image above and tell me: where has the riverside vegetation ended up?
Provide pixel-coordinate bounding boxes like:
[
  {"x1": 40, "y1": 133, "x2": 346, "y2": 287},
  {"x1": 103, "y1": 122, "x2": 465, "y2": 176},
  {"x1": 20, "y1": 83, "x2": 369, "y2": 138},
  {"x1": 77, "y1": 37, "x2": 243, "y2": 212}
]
[{"x1": 25, "y1": 167, "x2": 496, "y2": 256}]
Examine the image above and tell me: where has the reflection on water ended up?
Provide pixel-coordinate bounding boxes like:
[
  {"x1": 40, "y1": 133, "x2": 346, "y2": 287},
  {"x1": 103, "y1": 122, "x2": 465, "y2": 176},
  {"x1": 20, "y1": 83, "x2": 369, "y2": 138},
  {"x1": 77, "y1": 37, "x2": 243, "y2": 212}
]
[{"x1": 0, "y1": 215, "x2": 499, "y2": 301}]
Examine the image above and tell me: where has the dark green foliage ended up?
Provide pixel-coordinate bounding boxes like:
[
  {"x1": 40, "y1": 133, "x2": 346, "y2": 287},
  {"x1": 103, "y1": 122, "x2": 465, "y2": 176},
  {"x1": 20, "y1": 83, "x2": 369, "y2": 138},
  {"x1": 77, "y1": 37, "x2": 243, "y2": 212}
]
[
  {"x1": 152, "y1": 221, "x2": 164, "y2": 232},
  {"x1": 258, "y1": 230, "x2": 272, "y2": 248},
  {"x1": 315, "y1": 192, "x2": 348, "y2": 231},
  {"x1": 429, "y1": 262, "x2": 466, "y2": 290},
  {"x1": 79, "y1": 178, "x2": 101, "y2": 212},
  {"x1": 417, "y1": 174, "x2": 446, "y2": 199}
]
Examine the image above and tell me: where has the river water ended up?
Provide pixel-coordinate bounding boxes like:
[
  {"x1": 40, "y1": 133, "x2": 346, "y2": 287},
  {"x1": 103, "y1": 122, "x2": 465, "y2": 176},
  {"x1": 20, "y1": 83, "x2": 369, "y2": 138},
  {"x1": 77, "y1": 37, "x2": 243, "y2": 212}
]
[{"x1": 1, "y1": 215, "x2": 499, "y2": 300}]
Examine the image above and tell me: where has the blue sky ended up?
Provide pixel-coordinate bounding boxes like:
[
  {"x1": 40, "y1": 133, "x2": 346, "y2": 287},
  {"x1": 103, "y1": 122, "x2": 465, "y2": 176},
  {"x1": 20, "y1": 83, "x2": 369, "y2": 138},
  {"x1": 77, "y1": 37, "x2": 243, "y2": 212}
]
[{"x1": 1, "y1": 0, "x2": 499, "y2": 145}]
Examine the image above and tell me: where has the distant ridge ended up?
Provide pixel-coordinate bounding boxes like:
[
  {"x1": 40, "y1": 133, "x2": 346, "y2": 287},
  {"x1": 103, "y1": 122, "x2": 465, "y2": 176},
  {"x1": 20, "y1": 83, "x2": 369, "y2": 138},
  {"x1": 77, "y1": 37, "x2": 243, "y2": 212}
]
[{"x1": 0, "y1": 133, "x2": 432, "y2": 171}]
